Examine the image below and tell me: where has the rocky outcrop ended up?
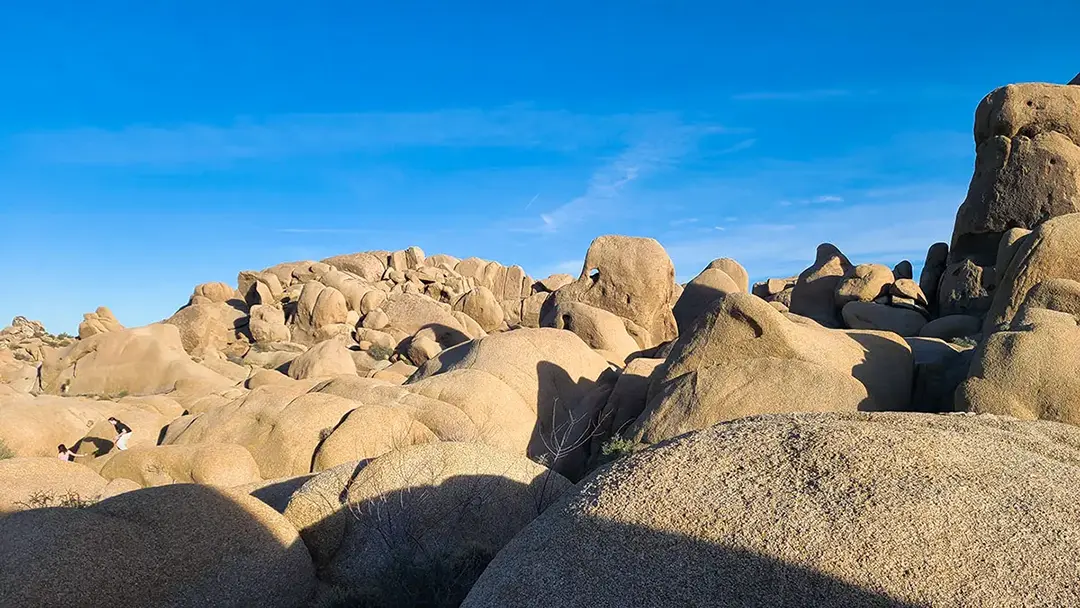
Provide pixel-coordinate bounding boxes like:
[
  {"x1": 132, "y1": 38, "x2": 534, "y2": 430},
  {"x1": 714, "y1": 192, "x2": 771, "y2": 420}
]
[{"x1": 464, "y1": 413, "x2": 1080, "y2": 607}]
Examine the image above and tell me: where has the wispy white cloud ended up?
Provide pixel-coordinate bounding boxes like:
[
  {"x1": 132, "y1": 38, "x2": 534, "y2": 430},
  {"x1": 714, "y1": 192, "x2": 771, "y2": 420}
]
[
  {"x1": 527, "y1": 124, "x2": 725, "y2": 234},
  {"x1": 16, "y1": 108, "x2": 740, "y2": 167},
  {"x1": 718, "y1": 138, "x2": 758, "y2": 154},
  {"x1": 670, "y1": 217, "x2": 699, "y2": 227},
  {"x1": 731, "y1": 89, "x2": 855, "y2": 101}
]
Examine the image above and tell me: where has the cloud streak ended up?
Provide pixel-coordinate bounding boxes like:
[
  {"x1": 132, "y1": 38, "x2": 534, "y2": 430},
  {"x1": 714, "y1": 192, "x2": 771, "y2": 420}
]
[{"x1": 15, "y1": 108, "x2": 741, "y2": 167}]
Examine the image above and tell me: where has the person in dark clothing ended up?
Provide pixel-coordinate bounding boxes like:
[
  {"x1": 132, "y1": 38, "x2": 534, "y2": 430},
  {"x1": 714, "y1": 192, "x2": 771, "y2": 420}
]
[{"x1": 107, "y1": 417, "x2": 133, "y2": 450}]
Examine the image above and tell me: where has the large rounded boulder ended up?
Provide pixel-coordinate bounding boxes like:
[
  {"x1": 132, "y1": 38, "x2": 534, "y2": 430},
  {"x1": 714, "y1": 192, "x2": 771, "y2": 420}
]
[
  {"x1": 464, "y1": 412, "x2": 1080, "y2": 607},
  {"x1": 0, "y1": 484, "x2": 315, "y2": 607},
  {"x1": 629, "y1": 293, "x2": 912, "y2": 444},
  {"x1": 285, "y1": 442, "x2": 571, "y2": 607}
]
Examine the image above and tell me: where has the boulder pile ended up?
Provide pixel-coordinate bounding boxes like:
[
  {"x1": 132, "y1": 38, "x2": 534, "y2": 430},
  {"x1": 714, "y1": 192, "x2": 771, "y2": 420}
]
[{"x1": 3, "y1": 75, "x2": 1080, "y2": 607}]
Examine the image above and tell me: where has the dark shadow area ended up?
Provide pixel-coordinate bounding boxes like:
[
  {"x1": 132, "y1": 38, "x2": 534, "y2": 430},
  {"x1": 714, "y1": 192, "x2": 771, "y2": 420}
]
[
  {"x1": 301, "y1": 471, "x2": 566, "y2": 608},
  {"x1": 524, "y1": 361, "x2": 619, "y2": 482},
  {"x1": 465, "y1": 513, "x2": 929, "y2": 607},
  {"x1": 0, "y1": 484, "x2": 316, "y2": 607},
  {"x1": 71, "y1": 436, "x2": 113, "y2": 457},
  {"x1": 848, "y1": 332, "x2": 920, "y2": 413},
  {"x1": 249, "y1": 475, "x2": 316, "y2": 514},
  {"x1": 417, "y1": 323, "x2": 471, "y2": 350}
]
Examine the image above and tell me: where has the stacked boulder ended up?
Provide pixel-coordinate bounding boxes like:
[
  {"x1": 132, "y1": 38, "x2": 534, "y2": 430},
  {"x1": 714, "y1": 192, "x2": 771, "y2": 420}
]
[
  {"x1": 941, "y1": 82, "x2": 1080, "y2": 319},
  {"x1": 542, "y1": 236, "x2": 679, "y2": 356}
]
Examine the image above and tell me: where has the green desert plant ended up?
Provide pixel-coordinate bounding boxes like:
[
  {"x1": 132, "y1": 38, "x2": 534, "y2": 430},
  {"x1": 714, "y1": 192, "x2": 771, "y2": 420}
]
[
  {"x1": 368, "y1": 344, "x2": 395, "y2": 361},
  {"x1": 16, "y1": 490, "x2": 96, "y2": 510},
  {"x1": 0, "y1": 438, "x2": 15, "y2": 460},
  {"x1": 594, "y1": 434, "x2": 642, "y2": 468}
]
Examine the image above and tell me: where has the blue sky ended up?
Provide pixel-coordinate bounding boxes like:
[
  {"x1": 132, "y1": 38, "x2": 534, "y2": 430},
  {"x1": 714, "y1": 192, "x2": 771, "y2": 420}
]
[{"x1": 1, "y1": 1, "x2": 1077, "y2": 333}]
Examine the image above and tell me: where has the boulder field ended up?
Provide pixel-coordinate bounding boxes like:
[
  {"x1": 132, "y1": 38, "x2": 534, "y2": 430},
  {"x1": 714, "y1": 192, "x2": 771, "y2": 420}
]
[{"x1": 3, "y1": 76, "x2": 1080, "y2": 607}]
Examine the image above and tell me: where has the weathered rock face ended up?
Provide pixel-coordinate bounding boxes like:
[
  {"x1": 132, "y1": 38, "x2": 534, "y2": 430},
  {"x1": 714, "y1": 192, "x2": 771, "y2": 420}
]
[
  {"x1": 287, "y1": 338, "x2": 357, "y2": 380},
  {"x1": 0, "y1": 484, "x2": 315, "y2": 608},
  {"x1": 38, "y1": 324, "x2": 234, "y2": 400},
  {"x1": 463, "y1": 412, "x2": 1080, "y2": 608},
  {"x1": 547, "y1": 301, "x2": 640, "y2": 363},
  {"x1": 164, "y1": 297, "x2": 250, "y2": 356},
  {"x1": 789, "y1": 243, "x2": 853, "y2": 327},
  {"x1": 985, "y1": 213, "x2": 1080, "y2": 332},
  {"x1": 408, "y1": 328, "x2": 615, "y2": 479},
  {"x1": 165, "y1": 385, "x2": 359, "y2": 479},
  {"x1": 704, "y1": 258, "x2": 749, "y2": 292},
  {"x1": 957, "y1": 306, "x2": 1080, "y2": 424},
  {"x1": 545, "y1": 236, "x2": 677, "y2": 348},
  {"x1": 0, "y1": 457, "x2": 112, "y2": 513},
  {"x1": 284, "y1": 443, "x2": 571, "y2": 605},
  {"x1": 629, "y1": 293, "x2": 912, "y2": 444},
  {"x1": 98, "y1": 444, "x2": 263, "y2": 488},
  {"x1": 834, "y1": 263, "x2": 894, "y2": 307},
  {"x1": 77, "y1": 307, "x2": 124, "y2": 339},
  {"x1": 841, "y1": 301, "x2": 928, "y2": 337},
  {"x1": 453, "y1": 286, "x2": 505, "y2": 333},
  {"x1": 953, "y1": 84, "x2": 1080, "y2": 263},
  {"x1": 672, "y1": 268, "x2": 741, "y2": 334}
]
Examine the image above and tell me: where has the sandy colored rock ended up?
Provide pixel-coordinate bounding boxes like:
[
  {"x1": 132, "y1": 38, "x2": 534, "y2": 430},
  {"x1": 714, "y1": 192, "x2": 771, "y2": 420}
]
[
  {"x1": 321, "y1": 252, "x2": 387, "y2": 281},
  {"x1": 288, "y1": 339, "x2": 357, "y2": 380},
  {"x1": 40, "y1": 324, "x2": 235, "y2": 399},
  {"x1": 286, "y1": 442, "x2": 571, "y2": 604},
  {"x1": 789, "y1": 243, "x2": 853, "y2": 327},
  {"x1": 166, "y1": 385, "x2": 359, "y2": 478},
  {"x1": 409, "y1": 328, "x2": 614, "y2": 478},
  {"x1": 834, "y1": 263, "x2": 893, "y2": 307},
  {"x1": 0, "y1": 457, "x2": 110, "y2": 513},
  {"x1": 841, "y1": 301, "x2": 928, "y2": 336},
  {"x1": 77, "y1": 306, "x2": 124, "y2": 339},
  {"x1": 672, "y1": 268, "x2": 741, "y2": 334},
  {"x1": 985, "y1": 213, "x2": 1080, "y2": 332},
  {"x1": 192, "y1": 281, "x2": 237, "y2": 303},
  {"x1": 464, "y1": 412, "x2": 1080, "y2": 608},
  {"x1": 0, "y1": 484, "x2": 315, "y2": 608},
  {"x1": 547, "y1": 302, "x2": 641, "y2": 363},
  {"x1": 98, "y1": 443, "x2": 263, "y2": 487},
  {"x1": 958, "y1": 307, "x2": 1080, "y2": 424},
  {"x1": 597, "y1": 357, "x2": 663, "y2": 440},
  {"x1": 453, "y1": 286, "x2": 505, "y2": 332},
  {"x1": 889, "y1": 278, "x2": 928, "y2": 306},
  {"x1": 629, "y1": 293, "x2": 912, "y2": 444},
  {"x1": 546, "y1": 236, "x2": 677, "y2": 348},
  {"x1": 974, "y1": 82, "x2": 1080, "y2": 148},
  {"x1": 705, "y1": 258, "x2": 749, "y2": 292},
  {"x1": 535, "y1": 273, "x2": 574, "y2": 293},
  {"x1": 164, "y1": 297, "x2": 249, "y2": 355}
]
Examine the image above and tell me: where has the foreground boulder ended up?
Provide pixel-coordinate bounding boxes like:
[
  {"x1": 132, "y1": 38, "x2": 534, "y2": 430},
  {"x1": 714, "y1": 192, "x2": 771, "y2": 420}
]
[
  {"x1": 0, "y1": 484, "x2": 315, "y2": 608},
  {"x1": 285, "y1": 442, "x2": 571, "y2": 606},
  {"x1": 629, "y1": 294, "x2": 912, "y2": 444},
  {"x1": 464, "y1": 412, "x2": 1080, "y2": 607}
]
